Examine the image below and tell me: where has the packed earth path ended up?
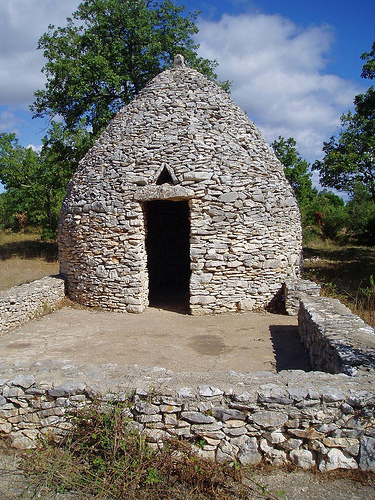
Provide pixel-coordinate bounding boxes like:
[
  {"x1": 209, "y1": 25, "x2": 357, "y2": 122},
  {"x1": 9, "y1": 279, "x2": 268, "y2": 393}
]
[
  {"x1": 0, "y1": 305, "x2": 309, "y2": 373},
  {"x1": 0, "y1": 448, "x2": 375, "y2": 499},
  {"x1": 0, "y1": 305, "x2": 374, "y2": 498}
]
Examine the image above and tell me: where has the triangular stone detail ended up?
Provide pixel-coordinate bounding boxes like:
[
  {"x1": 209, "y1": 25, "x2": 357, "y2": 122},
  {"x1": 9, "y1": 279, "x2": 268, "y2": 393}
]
[{"x1": 156, "y1": 167, "x2": 174, "y2": 185}]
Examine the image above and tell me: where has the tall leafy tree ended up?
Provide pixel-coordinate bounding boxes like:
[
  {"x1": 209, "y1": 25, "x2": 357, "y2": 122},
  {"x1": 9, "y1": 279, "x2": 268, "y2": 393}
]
[
  {"x1": 0, "y1": 134, "x2": 39, "y2": 229},
  {"x1": 313, "y1": 40, "x2": 375, "y2": 201},
  {"x1": 361, "y1": 39, "x2": 375, "y2": 80},
  {"x1": 271, "y1": 136, "x2": 316, "y2": 206},
  {"x1": 31, "y1": 0, "x2": 224, "y2": 135},
  {"x1": 0, "y1": 124, "x2": 91, "y2": 236},
  {"x1": 346, "y1": 182, "x2": 375, "y2": 244}
]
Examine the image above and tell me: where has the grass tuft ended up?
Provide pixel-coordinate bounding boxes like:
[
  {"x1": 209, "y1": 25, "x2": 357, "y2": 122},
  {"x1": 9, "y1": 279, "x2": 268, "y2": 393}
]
[
  {"x1": 0, "y1": 230, "x2": 58, "y2": 291},
  {"x1": 22, "y1": 401, "x2": 278, "y2": 499},
  {"x1": 303, "y1": 239, "x2": 375, "y2": 328}
]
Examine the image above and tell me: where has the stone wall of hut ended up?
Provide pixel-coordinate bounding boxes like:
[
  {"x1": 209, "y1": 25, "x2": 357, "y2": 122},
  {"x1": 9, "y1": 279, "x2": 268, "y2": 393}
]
[{"x1": 58, "y1": 61, "x2": 302, "y2": 314}]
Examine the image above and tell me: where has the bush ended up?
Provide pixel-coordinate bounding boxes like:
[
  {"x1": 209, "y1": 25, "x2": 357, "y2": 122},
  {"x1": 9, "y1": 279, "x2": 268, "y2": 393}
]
[
  {"x1": 347, "y1": 184, "x2": 375, "y2": 245},
  {"x1": 321, "y1": 206, "x2": 349, "y2": 240},
  {"x1": 23, "y1": 400, "x2": 257, "y2": 499}
]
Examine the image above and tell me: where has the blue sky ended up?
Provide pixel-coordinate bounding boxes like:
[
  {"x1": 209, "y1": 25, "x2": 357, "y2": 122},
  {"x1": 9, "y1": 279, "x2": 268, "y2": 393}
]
[{"x1": 0, "y1": 0, "x2": 374, "y2": 182}]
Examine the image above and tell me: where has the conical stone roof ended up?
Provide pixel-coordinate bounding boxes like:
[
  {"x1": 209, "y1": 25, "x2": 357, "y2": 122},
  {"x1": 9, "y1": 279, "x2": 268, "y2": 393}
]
[{"x1": 59, "y1": 55, "x2": 302, "y2": 314}]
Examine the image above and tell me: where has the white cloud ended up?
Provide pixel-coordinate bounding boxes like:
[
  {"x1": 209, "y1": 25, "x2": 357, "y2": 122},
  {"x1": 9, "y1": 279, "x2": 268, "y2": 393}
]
[
  {"x1": 0, "y1": 0, "x2": 80, "y2": 107},
  {"x1": 0, "y1": 109, "x2": 21, "y2": 134},
  {"x1": 26, "y1": 143, "x2": 42, "y2": 152},
  {"x1": 196, "y1": 13, "x2": 364, "y2": 161}
]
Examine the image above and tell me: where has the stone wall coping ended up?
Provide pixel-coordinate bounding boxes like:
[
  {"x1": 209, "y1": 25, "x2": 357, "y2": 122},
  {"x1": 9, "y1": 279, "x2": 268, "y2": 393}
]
[
  {"x1": 0, "y1": 275, "x2": 65, "y2": 333},
  {"x1": 133, "y1": 184, "x2": 195, "y2": 202},
  {"x1": 299, "y1": 294, "x2": 375, "y2": 375}
]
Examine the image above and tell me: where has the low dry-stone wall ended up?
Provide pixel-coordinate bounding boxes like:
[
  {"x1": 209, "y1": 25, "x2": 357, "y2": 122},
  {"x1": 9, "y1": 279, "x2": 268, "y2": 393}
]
[
  {"x1": 299, "y1": 295, "x2": 375, "y2": 376},
  {"x1": 0, "y1": 364, "x2": 374, "y2": 472},
  {"x1": 0, "y1": 276, "x2": 65, "y2": 333},
  {"x1": 284, "y1": 278, "x2": 321, "y2": 315}
]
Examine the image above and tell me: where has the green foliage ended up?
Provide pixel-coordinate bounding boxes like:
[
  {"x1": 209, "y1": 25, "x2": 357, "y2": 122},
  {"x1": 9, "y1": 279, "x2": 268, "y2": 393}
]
[
  {"x1": 320, "y1": 205, "x2": 349, "y2": 240},
  {"x1": 346, "y1": 183, "x2": 375, "y2": 245},
  {"x1": 313, "y1": 96, "x2": 375, "y2": 201},
  {"x1": 314, "y1": 40, "x2": 375, "y2": 202},
  {"x1": 361, "y1": 39, "x2": 375, "y2": 80},
  {"x1": 31, "y1": 0, "x2": 225, "y2": 135},
  {"x1": 308, "y1": 190, "x2": 348, "y2": 240},
  {"x1": 24, "y1": 400, "x2": 259, "y2": 499},
  {"x1": 271, "y1": 136, "x2": 316, "y2": 207},
  {"x1": 0, "y1": 124, "x2": 91, "y2": 237}
]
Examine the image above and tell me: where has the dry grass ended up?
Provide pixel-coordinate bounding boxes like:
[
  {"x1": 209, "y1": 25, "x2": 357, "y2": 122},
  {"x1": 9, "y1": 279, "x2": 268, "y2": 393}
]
[
  {"x1": 303, "y1": 239, "x2": 375, "y2": 328},
  {"x1": 0, "y1": 230, "x2": 58, "y2": 291},
  {"x1": 23, "y1": 401, "x2": 269, "y2": 500}
]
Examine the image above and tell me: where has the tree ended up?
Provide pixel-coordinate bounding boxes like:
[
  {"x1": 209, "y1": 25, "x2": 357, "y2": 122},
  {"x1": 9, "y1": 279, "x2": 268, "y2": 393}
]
[
  {"x1": 361, "y1": 39, "x2": 375, "y2": 80},
  {"x1": 346, "y1": 183, "x2": 375, "y2": 245},
  {"x1": 311, "y1": 190, "x2": 348, "y2": 240},
  {"x1": 271, "y1": 136, "x2": 316, "y2": 206},
  {"x1": 313, "y1": 95, "x2": 375, "y2": 201},
  {"x1": 31, "y1": 0, "x2": 225, "y2": 136},
  {"x1": 0, "y1": 124, "x2": 91, "y2": 236},
  {"x1": 313, "y1": 40, "x2": 375, "y2": 201}
]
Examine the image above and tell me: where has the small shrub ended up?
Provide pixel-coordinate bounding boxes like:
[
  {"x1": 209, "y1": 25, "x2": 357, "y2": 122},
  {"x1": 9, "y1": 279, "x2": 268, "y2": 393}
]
[
  {"x1": 321, "y1": 206, "x2": 349, "y2": 240},
  {"x1": 23, "y1": 400, "x2": 264, "y2": 499}
]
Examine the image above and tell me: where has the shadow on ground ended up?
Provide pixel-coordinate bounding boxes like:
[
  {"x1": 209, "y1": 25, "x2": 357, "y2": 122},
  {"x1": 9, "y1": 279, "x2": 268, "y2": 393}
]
[
  {"x1": 0, "y1": 240, "x2": 58, "y2": 262},
  {"x1": 270, "y1": 325, "x2": 311, "y2": 372}
]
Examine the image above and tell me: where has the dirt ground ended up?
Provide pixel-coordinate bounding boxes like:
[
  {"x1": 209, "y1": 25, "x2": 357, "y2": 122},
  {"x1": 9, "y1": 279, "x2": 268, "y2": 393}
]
[
  {"x1": 1, "y1": 307, "x2": 374, "y2": 498},
  {"x1": 0, "y1": 449, "x2": 374, "y2": 499},
  {"x1": 0, "y1": 306, "x2": 310, "y2": 373}
]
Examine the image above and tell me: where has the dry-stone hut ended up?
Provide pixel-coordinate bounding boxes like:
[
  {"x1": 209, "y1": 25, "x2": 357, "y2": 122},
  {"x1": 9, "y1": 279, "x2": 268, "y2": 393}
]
[{"x1": 58, "y1": 55, "x2": 302, "y2": 315}]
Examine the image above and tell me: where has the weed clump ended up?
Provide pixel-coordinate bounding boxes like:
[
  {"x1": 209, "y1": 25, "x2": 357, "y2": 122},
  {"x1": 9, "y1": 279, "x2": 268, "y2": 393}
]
[{"x1": 23, "y1": 401, "x2": 266, "y2": 499}]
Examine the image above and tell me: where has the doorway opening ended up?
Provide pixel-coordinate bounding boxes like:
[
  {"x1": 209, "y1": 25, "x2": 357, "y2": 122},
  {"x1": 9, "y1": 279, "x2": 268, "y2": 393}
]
[{"x1": 144, "y1": 200, "x2": 191, "y2": 313}]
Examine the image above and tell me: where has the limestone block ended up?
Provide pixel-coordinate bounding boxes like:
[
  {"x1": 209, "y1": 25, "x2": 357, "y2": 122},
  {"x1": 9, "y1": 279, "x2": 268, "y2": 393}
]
[
  {"x1": 216, "y1": 440, "x2": 238, "y2": 462},
  {"x1": 180, "y1": 412, "x2": 215, "y2": 425},
  {"x1": 250, "y1": 411, "x2": 289, "y2": 430},
  {"x1": 237, "y1": 298, "x2": 255, "y2": 311},
  {"x1": 290, "y1": 449, "x2": 317, "y2": 469},
  {"x1": 323, "y1": 437, "x2": 360, "y2": 456},
  {"x1": 11, "y1": 375, "x2": 35, "y2": 389},
  {"x1": 212, "y1": 407, "x2": 246, "y2": 422},
  {"x1": 9, "y1": 431, "x2": 37, "y2": 450},
  {"x1": 238, "y1": 437, "x2": 262, "y2": 465},
  {"x1": 199, "y1": 386, "x2": 224, "y2": 397},
  {"x1": 280, "y1": 438, "x2": 304, "y2": 451},
  {"x1": 223, "y1": 426, "x2": 247, "y2": 437},
  {"x1": 359, "y1": 436, "x2": 375, "y2": 471},
  {"x1": 135, "y1": 401, "x2": 160, "y2": 415},
  {"x1": 319, "y1": 448, "x2": 358, "y2": 471},
  {"x1": 177, "y1": 387, "x2": 194, "y2": 399},
  {"x1": 0, "y1": 422, "x2": 12, "y2": 434},
  {"x1": 218, "y1": 192, "x2": 238, "y2": 202},
  {"x1": 265, "y1": 448, "x2": 288, "y2": 466},
  {"x1": 48, "y1": 382, "x2": 86, "y2": 398},
  {"x1": 262, "y1": 431, "x2": 286, "y2": 444}
]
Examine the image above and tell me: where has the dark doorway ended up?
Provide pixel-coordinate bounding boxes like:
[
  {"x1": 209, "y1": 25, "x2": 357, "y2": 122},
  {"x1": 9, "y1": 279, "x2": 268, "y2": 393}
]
[{"x1": 144, "y1": 200, "x2": 190, "y2": 313}]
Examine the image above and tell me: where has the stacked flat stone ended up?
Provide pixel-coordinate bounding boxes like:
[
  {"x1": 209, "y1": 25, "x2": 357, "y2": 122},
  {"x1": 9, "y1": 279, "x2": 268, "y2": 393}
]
[
  {"x1": 0, "y1": 365, "x2": 374, "y2": 471},
  {"x1": 284, "y1": 278, "x2": 321, "y2": 315},
  {"x1": 0, "y1": 276, "x2": 65, "y2": 333},
  {"x1": 299, "y1": 295, "x2": 375, "y2": 375},
  {"x1": 59, "y1": 55, "x2": 302, "y2": 314}
]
